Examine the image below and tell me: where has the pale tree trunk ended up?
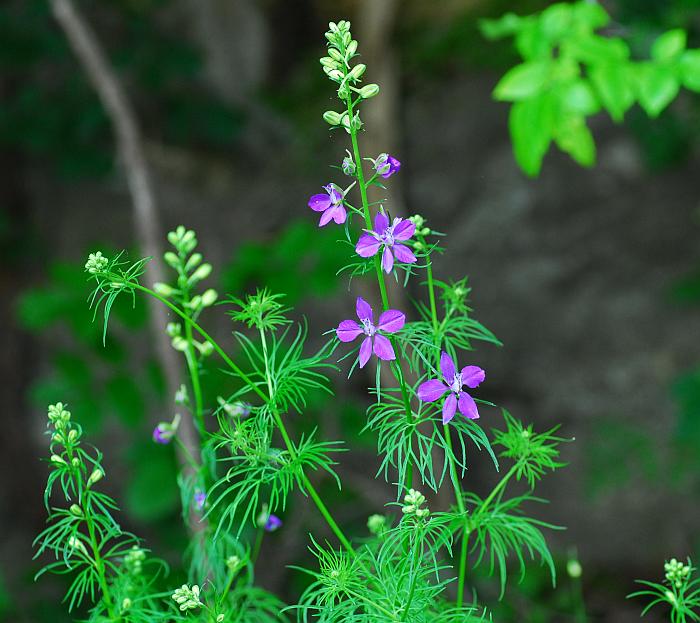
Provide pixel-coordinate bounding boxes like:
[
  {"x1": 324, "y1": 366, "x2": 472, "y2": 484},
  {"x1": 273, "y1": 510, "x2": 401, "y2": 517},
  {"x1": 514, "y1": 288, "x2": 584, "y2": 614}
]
[{"x1": 48, "y1": 0, "x2": 199, "y2": 466}]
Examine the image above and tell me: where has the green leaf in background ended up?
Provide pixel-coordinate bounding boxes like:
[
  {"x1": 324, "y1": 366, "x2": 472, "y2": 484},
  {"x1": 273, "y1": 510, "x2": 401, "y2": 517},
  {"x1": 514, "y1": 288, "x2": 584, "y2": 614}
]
[
  {"x1": 589, "y1": 62, "x2": 635, "y2": 122},
  {"x1": 125, "y1": 441, "x2": 180, "y2": 522},
  {"x1": 558, "y1": 79, "x2": 600, "y2": 116},
  {"x1": 651, "y1": 29, "x2": 687, "y2": 61},
  {"x1": 539, "y1": 3, "x2": 572, "y2": 42},
  {"x1": 554, "y1": 114, "x2": 596, "y2": 167},
  {"x1": 636, "y1": 62, "x2": 680, "y2": 118},
  {"x1": 680, "y1": 49, "x2": 700, "y2": 92},
  {"x1": 479, "y1": 13, "x2": 523, "y2": 41},
  {"x1": 509, "y1": 94, "x2": 554, "y2": 177},
  {"x1": 494, "y1": 61, "x2": 551, "y2": 101}
]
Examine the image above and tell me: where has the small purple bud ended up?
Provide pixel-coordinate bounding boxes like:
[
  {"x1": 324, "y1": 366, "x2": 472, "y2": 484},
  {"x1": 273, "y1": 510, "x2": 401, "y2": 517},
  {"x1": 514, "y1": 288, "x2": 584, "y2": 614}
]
[
  {"x1": 373, "y1": 153, "x2": 401, "y2": 179},
  {"x1": 194, "y1": 490, "x2": 206, "y2": 511},
  {"x1": 152, "y1": 424, "x2": 171, "y2": 444},
  {"x1": 264, "y1": 514, "x2": 283, "y2": 532},
  {"x1": 152, "y1": 413, "x2": 181, "y2": 444}
]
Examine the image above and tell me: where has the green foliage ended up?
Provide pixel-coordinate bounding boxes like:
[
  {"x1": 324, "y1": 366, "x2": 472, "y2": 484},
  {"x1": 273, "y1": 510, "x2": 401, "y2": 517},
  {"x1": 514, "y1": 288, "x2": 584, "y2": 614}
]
[
  {"x1": 466, "y1": 494, "x2": 560, "y2": 598},
  {"x1": 482, "y1": 1, "x2": 700, "y2": 175},
  {"x1": 629, "y1": 557, "x2": 700, "y2": 622}
]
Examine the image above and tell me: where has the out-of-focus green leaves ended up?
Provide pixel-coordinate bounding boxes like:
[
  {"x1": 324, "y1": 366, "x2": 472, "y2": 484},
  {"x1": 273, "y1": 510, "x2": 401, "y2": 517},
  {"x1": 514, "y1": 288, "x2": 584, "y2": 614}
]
[
  {"x1": 482, "y1": 0, "x2": 700, "y2": 176},
  {"x1": 125, "y1": 440, "x2": 180, "y2": 522},
  {"x1": 221, "y1": 219, "x2": 346, "y2": 306}
]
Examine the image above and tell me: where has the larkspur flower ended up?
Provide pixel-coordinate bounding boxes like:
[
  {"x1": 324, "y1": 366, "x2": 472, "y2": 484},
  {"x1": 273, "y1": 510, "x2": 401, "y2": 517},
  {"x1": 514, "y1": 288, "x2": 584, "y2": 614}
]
[
  {"x1": 336, "y1": 297, "x2": 405, "y2": 368},
  {"x1": 264, "y1": 514, "x2": 283, "y2": 532},
  {"x1": 356, "y1": 211, "x2": 417, "y2": 273},
  {"x1": 194, "y1": 490, "x2": 206, "y2": 511},
  {"x1": 417, "y1": 351, "x2": 485, "y2": 424},
  {"x1": 152, "y1": 413, "x2": 181, "y2": 444},
  {"x1": 308, "y1": 184, "x2": 346, "y2": 226},
  {"x1": 373, "y1": 153, "x2": 401, "y2": 178}
]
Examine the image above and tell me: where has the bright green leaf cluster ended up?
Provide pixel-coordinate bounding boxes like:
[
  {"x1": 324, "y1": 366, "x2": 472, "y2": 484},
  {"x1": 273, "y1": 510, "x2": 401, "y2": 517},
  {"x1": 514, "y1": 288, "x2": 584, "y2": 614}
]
[{"x1": 483, "y1": 1, "x2": 700, "y2": 175}]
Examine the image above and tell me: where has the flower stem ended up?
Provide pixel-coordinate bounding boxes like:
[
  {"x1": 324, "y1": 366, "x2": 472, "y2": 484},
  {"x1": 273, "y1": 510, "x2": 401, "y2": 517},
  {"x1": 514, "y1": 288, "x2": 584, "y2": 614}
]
[
  {"x1": 345, "y1": 96, "x2": 415, "y2": 493},
  {"x1": 128, "y1": 282, "x2": 356, "y2": 557},
  {"x1": 423, "y1": 243, "x2": 470, "y2": 608}
]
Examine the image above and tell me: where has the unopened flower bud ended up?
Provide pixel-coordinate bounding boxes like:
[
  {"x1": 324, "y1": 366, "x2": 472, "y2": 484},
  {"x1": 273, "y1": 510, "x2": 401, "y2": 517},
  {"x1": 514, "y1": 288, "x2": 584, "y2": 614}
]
[
  {"x1": 184, "y1": 253, "x2": 203, "y2": 272},
  {"x1": 226, "y1": 555, "x2": 242, "y2": 572},
  {"x1": 71, "y1": 457, "x2": 80, "y2": 467},
  {"x1": 199, "y1": 341, "x2": 214, "y2": 357},
  {"x1": 84, "y1": 251, "x2": 109, "y2": 274},
  {"x1": 188, "y1": 263, "x2": 212, "y2": 285},
  {"x1": 320, "y1": 56, "x2": 336, "y2": 68},
  {"x1": 154, "y1": 282, "x2": 175, "y2": 297},
  {"x1": 348, "y1": 63, "x2": 366, "y2": 81},
  {"x1": 171, "y1": 336, "x2": 189, "y2": 352},
  {"x1": 367, "y1": 514, "x2": 387, "y2": 535},
  {"x1": 87, "y1": 469, "x2": 104, "y2": 487},
  {"x1": 347, "y1": 40, "x2": 358, "y2": 56},
  {"x1": 323, "y1": 111, "x2": 343, "y2": 126},
  {"x1": 121, "y1": 598, "x2": 132, "y2": 611},
  {"x1": 201, "y1": 289, "x2": 218, "y2": 307},
  {"x1": 216, "y1": 615, "x2": 224, "y2": 622},
  {"x1": 358, "y1": 83, "x2": 380, "y2": 99},
  {"x1": 164, "y1": 251, "x2": 179, "y2": 268},
  {"x1": 69, "y1": 504, "x2": 83, "y2": 518},
  {"x1": 50, "y1": 454, "x2": 66, "y2": 465},
  {"x1": 350, "y1": 112, "x2": 363, "y2": 131},
  {"x1": 567, "y1": 559, "x2": 582, "y2": 579},
  {"x1": 68, "y1": 429, "x2": 79, "y2": 443},
  {"x1": 189, "y1": 295, "x2": 202, "y2": 310},
  {"x1": 328, "y1": 69, "x2": 343, "y2": 82}
]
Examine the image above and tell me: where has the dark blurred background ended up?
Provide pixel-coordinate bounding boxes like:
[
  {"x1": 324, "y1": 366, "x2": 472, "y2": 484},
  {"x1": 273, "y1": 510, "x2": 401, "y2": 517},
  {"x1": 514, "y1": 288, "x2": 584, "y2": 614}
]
[{"x1": 2, "y1": 0, "x2": 700, "y2": 621}]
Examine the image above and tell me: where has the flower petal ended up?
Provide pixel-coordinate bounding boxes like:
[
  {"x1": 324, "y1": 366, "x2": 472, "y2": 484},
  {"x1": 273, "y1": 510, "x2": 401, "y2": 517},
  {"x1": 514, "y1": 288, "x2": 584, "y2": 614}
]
[
  {"x1": 381, "y1": 246, "x2": 394, "y2": 273},
  {"x1": 358, "y1": 336, "x2": 373, "y2": 368},
  {"x1": 308, "y1": 193, "x2": 331, "y2": 212},
  {"x1": 458, "y1": 391, "x2": 479, "y2": 420},
  {"x1": 336, "y1": 320, "x2": 363, "y2": 342},
  {"x1": 331, "y1": 205, "x2": 347, "y2": 224},
  {"x1": 392, "y1": 219, "x2": 415, "y2": 241},
  {"x1": 461, "y1": 366, "x2": 486, "y2": 389},
  {"x1": 356, "y1": 233, "x2": 381, "y2": 258},
  {"x1": 373, "y1": 334, "x2": 395, "y2": 361},
  {"x1": 318, "y1": 208, "x2": 335, "y2": 227},
  {"x1": 442, "y1": 393, "x2": 457, "y2": 424},
  {"x1": 393, "y1": 243, "x2": 416, "y2": 264},
  {"x1": 377, "y1": 309, "x2": 405, "y2": 333},
  {"x1": 356, "y1": 296, "x2": 373, "y2": 322},
  {"x1": 326, "y1": 185, "x2": 343, "y2": 204},
  {"x1": 417, "y1": 379, "x2": 448, "y2": 402},
  {"x1": 374, "y1": 211, "x2": 389, "y2": 233},
  {"x1": 440, "y1": 351, "x2": 456, "y2": 383}
]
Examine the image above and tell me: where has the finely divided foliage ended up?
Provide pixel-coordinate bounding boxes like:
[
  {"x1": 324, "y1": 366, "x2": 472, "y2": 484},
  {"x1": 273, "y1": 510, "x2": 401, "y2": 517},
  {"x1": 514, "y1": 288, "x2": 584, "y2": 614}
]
[{"x1": 35, "y1": 18, "x2": 573, "y2": 623}]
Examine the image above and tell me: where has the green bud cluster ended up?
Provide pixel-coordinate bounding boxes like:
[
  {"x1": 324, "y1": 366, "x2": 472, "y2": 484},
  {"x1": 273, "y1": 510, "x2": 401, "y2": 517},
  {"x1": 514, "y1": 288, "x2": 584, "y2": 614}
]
[
  {"x1": 665, "y1": 558, "x2": 692, "y2": 588},
  {"x1": 320, "y1": 20, "x2": 379, "y2": 132},
  {"x1": 124, "y1": 545, "x2": 146, "y2": 576},
  {"x1": 367, "y1": 513, "x2": 387, "y2": 536},
  {"x1": 84, "y1": 251, "x2": 109, "y2": 274},
  {"x1": 47, "y1": 402, "x2": 82, "y2": 452},
  {"x1": 171, "y1": 584, "x2": 203, "y2": 611},
  {"x1": 227, "y1": 288, "x2": 290, "y2": 332},
  {"x1": 226, "y1": 555, "x2": 242, "y2": 573},
  {"x1": 401, "y1": 489, "x2": 429, "y2": 519}
]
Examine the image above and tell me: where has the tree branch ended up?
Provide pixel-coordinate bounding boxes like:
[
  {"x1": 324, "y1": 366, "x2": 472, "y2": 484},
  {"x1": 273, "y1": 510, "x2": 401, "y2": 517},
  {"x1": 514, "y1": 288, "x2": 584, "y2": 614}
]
[{"x1": 48, "y1": 0, "x2": 199, "y2": 464}]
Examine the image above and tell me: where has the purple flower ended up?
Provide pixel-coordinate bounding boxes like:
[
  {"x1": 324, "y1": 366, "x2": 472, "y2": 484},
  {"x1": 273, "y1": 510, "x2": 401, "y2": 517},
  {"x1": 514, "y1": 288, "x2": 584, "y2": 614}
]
[
  {"x1": 417, "y1": 352, "x2": 485, "y2": 424},
  {"x1": 264, "y1": 514, "x2": 282, "y2": 532},
  {"x1": 374, "y1": 153, "x2": 401, "y2": 178},
  {"x1": 152, "y1": 414, "x2": 181, "y2": 444},
  {"x1": 336, "y1": 297, "x2": 405, "y2": 368},
  {"x1": 356, "y1": 211, "x2": 417, "y2": 273},
  {"x1": 194, "y1": 490, "x2": 206, "y2": 511},
  {"x1": 308, "y1": 184, "x2": 346, "y2": 227}
]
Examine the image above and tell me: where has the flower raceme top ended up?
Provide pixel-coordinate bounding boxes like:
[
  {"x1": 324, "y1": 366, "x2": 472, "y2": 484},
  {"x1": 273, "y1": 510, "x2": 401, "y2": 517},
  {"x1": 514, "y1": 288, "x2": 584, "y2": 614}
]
[
  {"x1": 308, "y1": 184, "x2": 346, "y2": 226},
  {"x1": 417, "y1": 352, "x2": 486, "y2": 424},
  {"x1": 336, "y1": 297, "x2": 405, "y2": 368},
  {"x1": 356, "y1": 211, "x2": 417, "y2": 273}
]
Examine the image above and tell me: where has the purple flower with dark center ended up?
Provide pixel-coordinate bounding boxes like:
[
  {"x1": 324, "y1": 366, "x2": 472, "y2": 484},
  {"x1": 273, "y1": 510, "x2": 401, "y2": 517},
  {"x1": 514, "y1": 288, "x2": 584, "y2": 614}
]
[
  {"x1": 356, "y1": 211, "x2": 417, "y2": 273},
  {"x1": 264, "y1": 514, "x2": 282, "y2": 532},
  {"x1": 374, "y1": 153, "x2": 401, "y2": 178},
  {"x1": 308, "y1": 184, "x2": 346, "y2": 227},
  {"x1": 336, "y1": 297, "x2": 405, "y2": 368},
  {"x1": 417, "y1": 352, "x2": 485, "y2": 424},
  {"x1": 194, "y1": 490, "x2": 206, "y2": 511}
]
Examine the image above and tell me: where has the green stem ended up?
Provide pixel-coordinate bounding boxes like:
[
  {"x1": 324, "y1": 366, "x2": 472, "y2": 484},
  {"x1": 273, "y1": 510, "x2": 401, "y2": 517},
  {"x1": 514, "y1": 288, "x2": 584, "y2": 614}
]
[
  {"x1": 401, "y1": 528, "x2": 423, "y2": 621},
  {"x1": 85, "y1": 498, "x2": 116, "y2": 619},
  {"x1": 126, "y1": 283, "x2": 356, "y2": 556},
  {"x1": 473, "y1": 463, "x2": 520, "y2": 521},
  {"x1": 346, "y1": 96, "x2": 415, "y2": 492},
  {"x1": 423, "y1": 245, "x2": 471, "y2": 607}
]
